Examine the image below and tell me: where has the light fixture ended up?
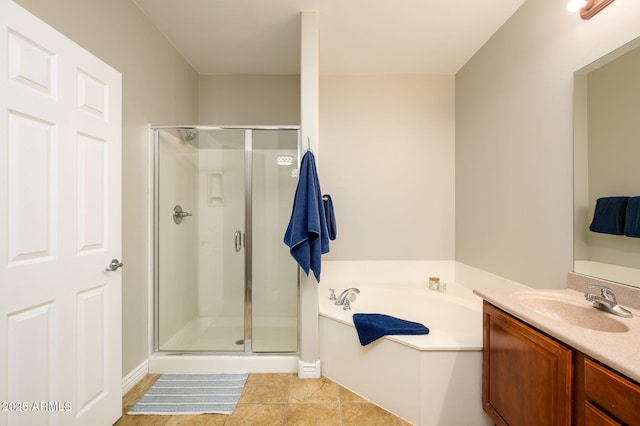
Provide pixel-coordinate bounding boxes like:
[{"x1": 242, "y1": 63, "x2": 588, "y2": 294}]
[
  {"x1": 277, "y1": 154, "x2": 294, "y2": 166},
  {"x1": 567, "y1": 0, "x2": 616, "y2": 20},
  {"x1": 567, "y1": 0, "x2": 588, "y2": 12}
]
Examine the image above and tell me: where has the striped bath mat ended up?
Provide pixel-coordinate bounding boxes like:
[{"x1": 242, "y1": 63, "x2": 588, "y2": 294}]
[{"x1": 128, "y1": 373, "x2": 248, "y2": 415}]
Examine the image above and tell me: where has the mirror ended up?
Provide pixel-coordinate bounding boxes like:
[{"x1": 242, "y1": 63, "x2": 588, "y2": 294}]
[{"x1": 574, "y1": 37, "x2": 640, "y2": 289}]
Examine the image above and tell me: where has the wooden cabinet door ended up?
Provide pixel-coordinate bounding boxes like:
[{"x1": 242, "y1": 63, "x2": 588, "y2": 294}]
[{"x1": 482, "y1": 302, "x2": 572, "y2": 426}]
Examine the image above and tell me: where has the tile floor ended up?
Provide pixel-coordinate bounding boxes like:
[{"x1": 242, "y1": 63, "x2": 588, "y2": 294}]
[{"x1": 115, "y1": 373, "x2": 410, "y2": 425}]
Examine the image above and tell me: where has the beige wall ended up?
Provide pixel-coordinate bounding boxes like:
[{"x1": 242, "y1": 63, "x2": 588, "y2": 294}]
[
  {"x1": 455, "y1": 0, "x2": 640, "y2": 288},
  {"x1": 320, "y1": 75, "x2": 455, "y2": 260},
  {"x1": 15, "y1": 0, "x2": 199, "y2": 376},
  {"x1": 199, "y1": 74, "x2": 300, "y2": 125}
]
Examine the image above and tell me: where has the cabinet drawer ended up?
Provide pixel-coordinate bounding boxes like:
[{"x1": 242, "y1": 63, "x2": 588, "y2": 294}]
[
  {"x1": 585, "y1": 358, "x2": 640, "y2": 425},
  {"x1": 585, "y1": 401, "x2": 622, "y2": 426}
]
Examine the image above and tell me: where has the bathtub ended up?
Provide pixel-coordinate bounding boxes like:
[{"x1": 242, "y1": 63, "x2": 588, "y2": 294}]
[{"x1": 318, "y1": 279, "x2": 492, "y2": 426}]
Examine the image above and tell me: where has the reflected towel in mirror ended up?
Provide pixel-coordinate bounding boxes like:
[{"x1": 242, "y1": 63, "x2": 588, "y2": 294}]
[
  {"x1": 589, "y1": 196, "x2": 629, "y2": 235},
  {"x1": 624, "y1": 196, "x2": 640, "y2": 238}
]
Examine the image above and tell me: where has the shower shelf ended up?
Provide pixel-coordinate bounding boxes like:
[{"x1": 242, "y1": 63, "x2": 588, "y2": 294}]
[{"x1": 208, "y1": 173, "x2": 223, "y2": 206}]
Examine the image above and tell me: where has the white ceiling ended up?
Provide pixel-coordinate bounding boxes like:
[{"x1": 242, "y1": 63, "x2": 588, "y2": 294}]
[{"x1": 132, "y1": 0, "x2": 526, "y2": 75}]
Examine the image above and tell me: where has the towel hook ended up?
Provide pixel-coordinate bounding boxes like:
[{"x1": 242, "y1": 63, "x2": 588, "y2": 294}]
[{"x1": 306, "y1": 136, "x2": 313, "y2": 152}]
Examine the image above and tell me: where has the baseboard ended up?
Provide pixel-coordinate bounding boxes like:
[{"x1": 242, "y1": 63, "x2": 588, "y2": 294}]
[
  {"x1": 298, "y1": 359, "x2": 321, "y2": 378},
  {"x1": 122, "y1": 359, "x2": 149, "y2": 396}
]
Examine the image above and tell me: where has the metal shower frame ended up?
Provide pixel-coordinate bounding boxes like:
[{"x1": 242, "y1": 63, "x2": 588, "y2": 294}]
[{"x1": 151, "y1": 125, "x2": 301, "y2": 355}]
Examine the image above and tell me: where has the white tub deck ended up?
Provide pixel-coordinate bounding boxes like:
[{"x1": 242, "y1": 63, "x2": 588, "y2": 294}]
[
  {"x1": 318, "y1": 273, "x2": 492, "y2": 426},
  {"x1": 320, "y1": 281, "x2": 483, "y2": 351}
]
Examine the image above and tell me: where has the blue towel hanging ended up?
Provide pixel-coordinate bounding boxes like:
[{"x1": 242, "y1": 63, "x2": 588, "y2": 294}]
[
  {"x1": 352, "y1": 313, "x2": 429, "y2": 346},
  {"x1": 322, "y1": 194, "x2": 337, "y2": 240},
  {"x1": 624, "y1": 196, "x2": 640, "y2": 238},
  {"x1": 284, "y1": 151, "x2": 329, "y2": 282},
  {"x1": 589, "y1": 196, "x2": 629, "y2": 235}
]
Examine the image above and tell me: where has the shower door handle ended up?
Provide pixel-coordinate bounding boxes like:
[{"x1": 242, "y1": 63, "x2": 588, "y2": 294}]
[{"x1": 234, "y1": 230, "x2": 242, "y2": 252}]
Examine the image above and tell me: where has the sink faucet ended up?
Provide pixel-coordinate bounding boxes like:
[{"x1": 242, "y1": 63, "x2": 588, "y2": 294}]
[
  {"x1": 335, "y1": 287, "x2": 360, "y2": 308},
  {"x1": 584, "y1": 285, "x2": 633, "y2": 318}
]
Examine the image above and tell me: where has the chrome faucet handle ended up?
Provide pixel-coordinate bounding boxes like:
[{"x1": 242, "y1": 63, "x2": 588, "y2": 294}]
[
  {"x1": 329, "y1": 288, "x2": 336, "y2": 301},
  {"x1": 587, "y1": 284, "x2": 616, "y2": 302},
  {"x1": 342, "y1": 298, "x2": 351, "y2": 310}
]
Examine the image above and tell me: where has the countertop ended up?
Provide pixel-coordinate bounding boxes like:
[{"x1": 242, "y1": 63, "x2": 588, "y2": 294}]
[{"x1": 473, "y1": 286, "x2": 640, "y2": 384}]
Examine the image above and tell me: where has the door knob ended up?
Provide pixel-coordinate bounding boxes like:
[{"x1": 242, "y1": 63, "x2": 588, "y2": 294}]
[{"x1": 105, "y1": 259, "x2": 124, "y2": 271}]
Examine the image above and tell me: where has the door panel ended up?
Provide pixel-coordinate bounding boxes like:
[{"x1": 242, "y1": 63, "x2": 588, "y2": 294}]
[
  {"x1": 77, "y1": 133, "x2": 107, "y2": 253},
  {"x1": 7, "y1": 303, "x2": 54, "y2": 425},
  {"x1": 0, "y1": 1, "x2": 122, "y2": 424},
  {"x1": 7, "y1": 111, "x2": 55, "y2": 264},
  {"x1": 76, "y1": 285, "x2": 108, "y2": 415},
  {"x1": 8, "y1": 28, "x2": 56, "y2": 97}
]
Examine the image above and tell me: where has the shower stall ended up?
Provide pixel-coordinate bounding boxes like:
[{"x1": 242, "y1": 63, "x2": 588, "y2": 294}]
[{"x1": 152, "y1": 126, "x2": 300, "y2": 356}]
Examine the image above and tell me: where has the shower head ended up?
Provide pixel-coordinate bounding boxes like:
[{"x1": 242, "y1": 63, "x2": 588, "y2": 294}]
[{"x1": 177, "y1": 127, "x2": 198, "y2": 142}]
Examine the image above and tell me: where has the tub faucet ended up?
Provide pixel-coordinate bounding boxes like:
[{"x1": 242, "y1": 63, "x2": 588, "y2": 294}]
[
  {"x1": 584, "y1": 285, "x2": 633, "y2": 318},
  {"x1": 335, "y1": 287, "x2": 360, "y2": 307}
]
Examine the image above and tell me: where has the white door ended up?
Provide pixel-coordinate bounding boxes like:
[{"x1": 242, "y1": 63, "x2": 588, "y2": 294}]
[{"x1": 0, "y1": 1, "x2": 122, "y2": 425}]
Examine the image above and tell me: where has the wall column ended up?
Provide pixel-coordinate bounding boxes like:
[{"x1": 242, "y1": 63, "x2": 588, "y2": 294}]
[{"x1": 298, "y1": 10, "x2": 321, "y2": 378}]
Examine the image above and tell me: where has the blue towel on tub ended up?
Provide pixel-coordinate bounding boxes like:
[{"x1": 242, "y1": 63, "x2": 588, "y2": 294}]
[
  {"x1": 589, "y1": 196, "x2": 629, "y2": 235},
  {"x1": 624, "y1": 196, "x2": 640, "y2": 238},
  {"x1": 284, "y1": 151, "x2": 330, "y2": 282},
  {"x1": 352, "y1": 313, "x2": 430, "y2": 346}
]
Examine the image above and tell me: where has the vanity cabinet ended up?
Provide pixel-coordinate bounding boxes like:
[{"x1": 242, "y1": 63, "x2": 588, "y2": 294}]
[
  {"x1": 483, "y1": 301, "x2": 640, "y2": 426},
  {"x1": 482, "y1": 302, "x2": 572, "y2": 426}
]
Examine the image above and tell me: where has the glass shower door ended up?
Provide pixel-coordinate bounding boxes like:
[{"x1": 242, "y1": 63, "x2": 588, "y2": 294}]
[
  {"x1": 156, "y1": 128, "x2": 246, "y2": 352},
  {"x1": 196, "y1": 129, "x2": 247, "y2": 351},
  {"x1": 250, "y1": 129, "x2": 299, "y2": 352}
]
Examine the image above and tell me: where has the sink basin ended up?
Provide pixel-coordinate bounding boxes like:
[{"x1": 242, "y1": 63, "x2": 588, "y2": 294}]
[{"x1": 514, "y1": 292, "x2": 630, "y2": 333}]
